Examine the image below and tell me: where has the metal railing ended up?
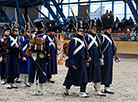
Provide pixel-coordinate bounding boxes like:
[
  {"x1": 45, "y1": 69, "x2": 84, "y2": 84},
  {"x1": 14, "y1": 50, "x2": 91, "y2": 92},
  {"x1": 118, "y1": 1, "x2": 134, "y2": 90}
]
[{"x1": 58, "y1": 32, "x2": 138, "y2": 41}]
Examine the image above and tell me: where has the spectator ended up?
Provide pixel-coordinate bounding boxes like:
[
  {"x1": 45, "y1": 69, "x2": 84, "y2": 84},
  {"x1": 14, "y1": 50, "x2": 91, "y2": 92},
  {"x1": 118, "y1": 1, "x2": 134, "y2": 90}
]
[
  {"x1": 97, "y1": 18, "x2": 101, "y2": 26},
  {"x1": 83, "y1": 21, "x2": 88, "y2": 30},
  {"x1": 115, "y1": 17, "x2": 119, "y2": 23},
  {"x1": 61, "y1": 23, "x2": 67, "y2": 31},
  {"x1": 66, "y1": 22, "x2": 69, "y2": 30},
  {"x1": 114, "y1": 22, "x2": 119, "y2": 30},
  {"x1": 69, "y1": 18, "x2": 74, "y2": 24},
  {"x1": 121, "y1": 17, "x2": 128, "y2": 26},
  {"x1": 114, "y1": 17, "x2": 120, "y2": 30},
  {"x1": 57, "y1": 24, "x2": 63, "y2": 33},
  {"x1": 67, "y1": 23, "x2": 73, "y2": 32},
  {"x1": 126, "y1": 29, "x2": 131, "y2": 40},
  {"x1": 70, "y1": 29, "x2": 75, "y2": 38},
  {"x1": 128, "y1": 17, "x2": 134, "y2": 26},
  {"x1": 118, "y1": 22, "x2": 124, "y2": 30},
  {"x1": 61, "y1": 25, "x2": 67, "y2": 39},
  {"x1": 130, "y1": 28, "x2": 137, "y2": 41}
]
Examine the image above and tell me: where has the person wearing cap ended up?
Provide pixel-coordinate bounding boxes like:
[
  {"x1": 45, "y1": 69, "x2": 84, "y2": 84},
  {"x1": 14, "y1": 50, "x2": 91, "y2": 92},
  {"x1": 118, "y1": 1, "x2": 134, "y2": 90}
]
[
  {"x1": 19, "y1": 24, "x2": 31, "y2": 87},
  {"x1": 84, "y1": 20, "x2": 106, "y2": 96},
  {"x1": 0, "y1": 24, "x2": 11, "y2": 85},
  {"x1": 5, "y1": 24, "x2": 26, "y2": 89},
  {"x1": 28, "y1": 19, "x2": 50, "y2": 95},
  {"x1": 63, "y1": 25, "x2": 89, "y2": 98},
  {"x1": 99, "y1": 11, "x2": 115, "y2": 94},
  {"x1": 46, "y1": 20, "x2": 58, "y2": 83}
]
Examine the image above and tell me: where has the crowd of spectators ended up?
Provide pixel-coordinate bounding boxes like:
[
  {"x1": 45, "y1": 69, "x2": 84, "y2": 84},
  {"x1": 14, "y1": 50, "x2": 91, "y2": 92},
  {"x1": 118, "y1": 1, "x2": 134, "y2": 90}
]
[
  {"x1": 56, "y1": 17, "x2": 136, "y2": 40},
  {"x1": 113, "y1": 17, "x2": 134, "y2": 30},
  {"x1": 57, "y1": 17, "x2": 134, "y2": 33},
  {"x1": 120, "y1": 28, "x2": 137, "y2": 41},
  {"x1": 125, "y1": 28, "x2": 137, "y2": 41}
]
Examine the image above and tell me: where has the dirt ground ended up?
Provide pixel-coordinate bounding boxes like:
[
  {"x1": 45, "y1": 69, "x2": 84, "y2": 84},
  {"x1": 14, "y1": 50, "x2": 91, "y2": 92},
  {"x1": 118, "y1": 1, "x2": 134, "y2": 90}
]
[{"x1": 0, "y1": 58, "x2": 138, "y2": 102}]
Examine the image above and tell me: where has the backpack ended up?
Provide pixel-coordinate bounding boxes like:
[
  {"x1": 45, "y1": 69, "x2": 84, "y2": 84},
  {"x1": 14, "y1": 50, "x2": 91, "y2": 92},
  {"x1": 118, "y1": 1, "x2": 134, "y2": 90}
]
[{"x1": 28, "y1": 34, "x2": 47, "y2": 52}]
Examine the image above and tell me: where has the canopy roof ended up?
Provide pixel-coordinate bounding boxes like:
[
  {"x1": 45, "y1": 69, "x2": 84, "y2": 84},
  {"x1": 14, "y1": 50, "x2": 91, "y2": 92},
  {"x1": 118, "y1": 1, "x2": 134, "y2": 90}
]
[
  {"x1": 0, "y1": 0, "x2": 123, "y2": 7},
  {"x1": 0, "y1": 0, "x2": 43, "y2": 8}
]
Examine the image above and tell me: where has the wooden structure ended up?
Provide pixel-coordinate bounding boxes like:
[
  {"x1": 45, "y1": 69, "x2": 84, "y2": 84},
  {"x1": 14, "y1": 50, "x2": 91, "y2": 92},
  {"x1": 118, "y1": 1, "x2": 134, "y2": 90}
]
[{"x1": 116, "y1": 41, "x2": 138, "y2": 54}]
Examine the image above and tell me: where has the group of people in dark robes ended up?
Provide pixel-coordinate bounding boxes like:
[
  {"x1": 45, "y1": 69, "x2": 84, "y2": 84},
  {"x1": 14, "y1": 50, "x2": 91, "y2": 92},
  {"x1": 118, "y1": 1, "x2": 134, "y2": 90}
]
[
  {"x1": 0, "y1": 19, "x2": 58, "y2": 95},
  {"x1": 0, "y1": 11, "x2": 117, "y2": 98},
  {"x1": 63, "y1": 11, "x2": 117, "y2": 98}
]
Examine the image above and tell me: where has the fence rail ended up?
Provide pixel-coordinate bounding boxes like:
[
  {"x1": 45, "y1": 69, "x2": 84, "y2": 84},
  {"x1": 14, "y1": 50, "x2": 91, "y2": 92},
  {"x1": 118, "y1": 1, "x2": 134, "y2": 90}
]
[{"x1": 59, "y1": 32, "x2": 138, "y2": 41}]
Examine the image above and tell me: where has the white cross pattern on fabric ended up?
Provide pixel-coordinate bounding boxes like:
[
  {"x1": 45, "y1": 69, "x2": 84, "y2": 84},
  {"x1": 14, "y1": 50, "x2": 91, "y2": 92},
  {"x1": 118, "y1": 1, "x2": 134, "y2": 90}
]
[
  {"x1": 9, "y1": 36, "x2": 18, "y2": 47},
  {"x1": 48, "y1": 36, "x2": 55, "y2": 49},
  {"x1": 88, "y1": 34, "x2": 98, "y2": 50},
  {"x1": 102, "y1": 34, "x2": 112, "y2": 45},
  {"x1": 73, "y1": 37, "x2": 85, "y2": 55}
]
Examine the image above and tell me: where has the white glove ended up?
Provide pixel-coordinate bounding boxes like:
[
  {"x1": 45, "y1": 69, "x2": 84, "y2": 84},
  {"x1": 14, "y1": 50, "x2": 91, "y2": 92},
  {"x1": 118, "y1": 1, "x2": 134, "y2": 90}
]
[
  {"x1": 100, "y1": 58, "x2": 104, "y2": 66},
  {"x1": 1, "y1": 38, "x2": 4, "y2": 42},
  {"x1": 0, "y1": 56, "x2": 3, "y2": 62}
]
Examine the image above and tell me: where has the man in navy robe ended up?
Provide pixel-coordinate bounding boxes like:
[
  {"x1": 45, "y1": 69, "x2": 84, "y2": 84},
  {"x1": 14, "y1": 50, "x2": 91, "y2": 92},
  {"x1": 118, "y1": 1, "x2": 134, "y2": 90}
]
[
  {"x1": 85, "y1": 20, "x2": 105, "y2": 96},
  {"x1": 99, "y1": 11, "x2": 115, "y2": 94},
  {"x1": 46, "y1": 20, "x2": 58, "y2": 83},
  {"x1": 63, "y1": 28, "x2": 89, "y2": 98},
  {"x1": 5, "y1": 24, "x2": 26, "y2": 89},
  {"x1": 28, "y1": 19, "x2": 50, "y2": 95},
  {"x1": 19, "y1": 25, "x2": 31, "y2": 87}
]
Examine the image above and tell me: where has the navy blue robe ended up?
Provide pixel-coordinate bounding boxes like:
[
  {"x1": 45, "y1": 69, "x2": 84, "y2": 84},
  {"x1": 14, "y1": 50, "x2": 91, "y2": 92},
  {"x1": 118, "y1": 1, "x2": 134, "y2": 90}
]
[
  {"x1": 63, "y1": 34, "x2": 88, "y2": 86},
  {"x1": 28, "y1": 31, "x2": 50, "y2": 83},
  {"x1": 99, "y1": 32, "x2": 115, "y2": 85},
  {"x1": 46, "y1": 35, "x2": 58, "y2": 77},
  {"x1": 19, "y1": 36, "x2": 30, "y2": 75},
  {"x1": 5, "y1": 34, "x2": 23, "y2": 79},
  {"x1": 85, "y1": 32, "x2": 101, "y2": 83}
]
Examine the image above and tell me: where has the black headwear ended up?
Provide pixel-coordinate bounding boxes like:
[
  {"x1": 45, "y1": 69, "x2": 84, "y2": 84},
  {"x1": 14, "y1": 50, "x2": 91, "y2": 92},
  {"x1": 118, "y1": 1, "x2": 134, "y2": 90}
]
[
  {"x1": 11, "y1": 24, "x2": 19, "y2": 32},
  {"x1": 3, "y1": 24, "x2": 11, "y2": 32},
  {"x1": 34, "y1": 19, "x2": 44, "y2": 30},
  {"x1": 46, "y1": 20, "x2": 56, "y2": 32},
  {"x1": 101, "y1": 11, "x2": 114, "y2": 30}
]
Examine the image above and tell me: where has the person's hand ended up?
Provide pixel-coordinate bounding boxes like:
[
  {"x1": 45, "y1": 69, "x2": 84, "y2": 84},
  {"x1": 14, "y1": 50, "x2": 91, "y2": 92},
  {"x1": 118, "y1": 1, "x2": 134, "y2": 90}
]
[
  {"x1": 15, "y1": 45, "x2": 19, "y2": 48},
  {"x1": 1, "y1": 38, "x2": 4, "y2": 42},
  {"x1": 87, "y1": 62, "x2": 89, "y2": 67},
  {"x1": 72, "y1": 66, "x2": 77, "y2": 69},
  {"x1": 87, "y1": 57, "x2": 91, "y2": 62},
  {"x1": 22, "y1": 57, "x2": 26, "y2": 61},
  {"x1": 46, "y1": 62, "x2": 48, "y2": 65},
  {"x1": 101, "y1": 54, "x2": 104, "y2": 59}
]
